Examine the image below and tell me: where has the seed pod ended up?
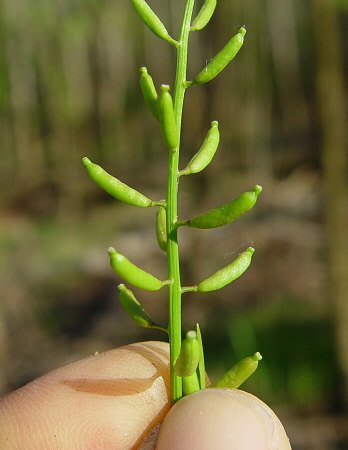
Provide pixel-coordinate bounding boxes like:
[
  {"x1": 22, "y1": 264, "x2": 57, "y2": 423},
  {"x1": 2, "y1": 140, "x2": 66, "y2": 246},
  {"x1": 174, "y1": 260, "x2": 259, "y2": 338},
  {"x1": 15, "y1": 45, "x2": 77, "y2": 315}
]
[
  {"x1": 108, "y1": 247, "x2": 163, "y2": 291},
  {"x1": 117, "y1": 284, "x2": 155, "y2": 328},
  {"x1": 192, "y1": 26, "x2": 246, "y2": 85},
  {"x1": 185, "y1": 185, "x2": 262, "y2": 229},
  {"x1": 159, "y1": 85, "x2": 178, "y2": 150},
  {"x1": 140, "y1": 67, "x2": 159, "y2": 119},
  {"x1": 182, "y1": 372, "x2": 201, "y2": 396},
  {"x1": 130, "y1": 0, "x2": 174, "y2": 43},
  {"x1": 213, "y1": 352, "x2": 262, "y2": 389},
  {"x1": 174, "y1": 331, "x2": 200, "y2": 377},
  {"x1": 156, "y1": 206, "x2": 167, "y2": 252},
  {"x1": 195, "y1": 323, "x2": 206, "y2": 389},
  {"x1": 179, "y1": 121, "x2": 219, "y2": 176},
  {"x1": 190, "y1": 0, "x2": 217, "y2": 32},
  {"x1": 197, "y1": 247, "x2": 255, "y2": 292},
  {"x1": 83, "y1": 157, "x2": 153, "y2": 208}
]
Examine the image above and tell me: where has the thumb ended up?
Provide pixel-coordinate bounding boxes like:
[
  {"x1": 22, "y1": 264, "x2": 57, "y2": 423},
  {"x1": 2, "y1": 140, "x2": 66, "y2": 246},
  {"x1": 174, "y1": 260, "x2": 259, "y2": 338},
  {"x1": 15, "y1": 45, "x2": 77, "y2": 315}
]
[
  {"x1": 0, "y1": 341, "x2": 170, "y2": 449},
  {"x1": 156, "y1": 388, "x2": 291, "y2": 450}
]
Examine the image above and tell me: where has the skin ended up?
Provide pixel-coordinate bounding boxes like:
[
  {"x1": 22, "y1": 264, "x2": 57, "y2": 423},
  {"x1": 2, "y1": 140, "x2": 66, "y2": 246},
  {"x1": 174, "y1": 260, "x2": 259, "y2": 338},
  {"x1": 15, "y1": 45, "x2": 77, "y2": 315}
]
[{"x1": 0, "y1": 341, "x2": 291, "y2": 449}]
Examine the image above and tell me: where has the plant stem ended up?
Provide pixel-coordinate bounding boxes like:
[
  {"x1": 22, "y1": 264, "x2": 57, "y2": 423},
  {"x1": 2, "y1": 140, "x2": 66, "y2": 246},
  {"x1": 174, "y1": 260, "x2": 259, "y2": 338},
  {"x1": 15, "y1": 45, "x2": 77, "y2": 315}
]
[{"x1": 167, "y1": 0, "x2": 195, "y2": 403}]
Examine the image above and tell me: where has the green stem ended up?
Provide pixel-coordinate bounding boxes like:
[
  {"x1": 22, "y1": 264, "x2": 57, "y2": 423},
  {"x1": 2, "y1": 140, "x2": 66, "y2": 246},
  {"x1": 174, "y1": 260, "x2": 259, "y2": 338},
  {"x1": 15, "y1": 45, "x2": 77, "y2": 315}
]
[{"x1": 167, "y1": 0, "x2": 195, "y2": 403}]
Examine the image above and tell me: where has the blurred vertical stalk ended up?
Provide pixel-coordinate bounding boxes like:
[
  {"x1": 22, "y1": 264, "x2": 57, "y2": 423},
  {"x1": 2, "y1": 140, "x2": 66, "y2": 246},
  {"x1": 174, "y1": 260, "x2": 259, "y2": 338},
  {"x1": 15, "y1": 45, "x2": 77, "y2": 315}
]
[
  {"x1": 312, "y1": 0, "x2": 348, "y2": 406},
  {"x1": 244, "y1": 0, "x2": 272, "y2": 186}
]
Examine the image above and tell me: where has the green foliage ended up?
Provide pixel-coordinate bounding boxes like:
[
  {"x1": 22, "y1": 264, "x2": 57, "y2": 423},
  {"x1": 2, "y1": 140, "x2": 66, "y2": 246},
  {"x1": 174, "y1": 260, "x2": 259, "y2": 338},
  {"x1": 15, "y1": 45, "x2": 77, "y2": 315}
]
[{"x1": 83, "y1": 0, "x2": 261, "y2": 403}]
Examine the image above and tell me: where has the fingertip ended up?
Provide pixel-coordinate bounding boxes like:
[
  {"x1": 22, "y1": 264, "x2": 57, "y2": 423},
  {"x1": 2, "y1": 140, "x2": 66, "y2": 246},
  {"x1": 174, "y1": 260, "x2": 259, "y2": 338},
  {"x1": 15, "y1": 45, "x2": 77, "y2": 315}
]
[{"x1": 156, "y1": 388, "x2": 291, "y2": 450}]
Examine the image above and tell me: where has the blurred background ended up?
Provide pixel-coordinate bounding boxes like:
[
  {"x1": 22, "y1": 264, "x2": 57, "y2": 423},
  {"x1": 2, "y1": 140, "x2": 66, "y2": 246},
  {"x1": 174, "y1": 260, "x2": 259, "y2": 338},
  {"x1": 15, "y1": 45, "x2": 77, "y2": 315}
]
[{"x1": 0, "y1": 0, "x2": 347, "y2": 448}]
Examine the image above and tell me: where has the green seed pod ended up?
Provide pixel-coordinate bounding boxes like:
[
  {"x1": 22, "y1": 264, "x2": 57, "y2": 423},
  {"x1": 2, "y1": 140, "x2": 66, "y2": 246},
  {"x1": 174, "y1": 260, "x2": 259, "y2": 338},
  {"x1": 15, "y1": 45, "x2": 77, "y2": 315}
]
[
  {"x1": 117, "y1": 284, "x2": 155, "y2": 328},
  {"x1": 174, "y1": 331, "x2": 200, "y2": 377},
  {"x1": 192, "y1": 26, "x2": 246, "y2": 85},
  {"x1": 130, "y1": 0, "x2": 174, "y2": 43},
  {"x1": 82, "y1": 157, "x2": 153, "y2": 208},
  {"x1": 108, "y1": 247, "x2": 163, "y2": 291},
  {"x1": 156, "y1": 206, "x2": 167, "y2": 252},
  {"x1": 179, "y1": 121, "x2": 219, "y2": 176},
  {"x1": 159, "y1": 85, "x2": 178, "y2": 150},
  {"x1": 195, "y1": 323, "x2": 206, "y2": 389},
  {"x1": 185, "y1": 185, "x2": 262, "y2": 229},
  {"x1": 182, "y1": 372, "x2": 201, "y2": 396},
  {"x1": 190, "y1": 0, "x2": 217, "y2": 32},
  {"x1": 197, "y1": 247, "x2": 255, "y2": 292},
  {"x1": 140, "y1": 67, "x2": 159, "y2": 119},
  {"x1": 213, "y1": 352, "x2": 262, "y2": 389}
]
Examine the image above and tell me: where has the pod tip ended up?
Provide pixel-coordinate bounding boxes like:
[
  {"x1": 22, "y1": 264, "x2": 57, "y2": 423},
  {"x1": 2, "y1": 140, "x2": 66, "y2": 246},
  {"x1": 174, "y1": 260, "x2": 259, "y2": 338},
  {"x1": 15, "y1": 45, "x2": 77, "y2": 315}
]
[
  {"x1": 253, "y1": 352, "x2": 262, "y2": 361},
  {"x1": 117, "y1": 283, "x2": 126, "y2": 291},
  {"x1": 140, "y1": 66, "x2": 147, "y2": 74},
  {"x1": 82, "y1": 156, "x2": 91, "y2": 166},
  {"x1": 161, "y1": 84, "x2": 170, "y2": 92},
  {"x1": 239, "y1": 26, "x2": 247, "y2": 36},
  {"x1": 211, "y1": 120, "x2": 219, "y2": 127},
  {"x1": 254, "y1": 185, "x2": 262, "y2": 195},
  {"x1": 108, "y1": 247, "x2": 116, "y2": 256},
  {"x1": 186, "y1": 330, "x2": 197, "y2": 340},
  {"x1": 247, "y1": 247, "x2": 255, "y2": 254}
]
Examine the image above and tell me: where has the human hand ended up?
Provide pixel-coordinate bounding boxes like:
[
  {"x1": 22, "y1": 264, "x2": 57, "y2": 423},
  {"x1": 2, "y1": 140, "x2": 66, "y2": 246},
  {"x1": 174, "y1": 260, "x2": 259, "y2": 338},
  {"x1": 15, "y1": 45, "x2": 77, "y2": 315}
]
[{"x1": 0, "y1": 341, "x2": 291, "y2": 449}]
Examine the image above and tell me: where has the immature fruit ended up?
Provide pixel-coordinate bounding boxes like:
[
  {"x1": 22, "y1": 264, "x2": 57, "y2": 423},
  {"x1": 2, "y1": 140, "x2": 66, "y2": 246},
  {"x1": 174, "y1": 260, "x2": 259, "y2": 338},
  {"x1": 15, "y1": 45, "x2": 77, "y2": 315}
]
[
  {"x1": 140, "y1": 67, "x2": 159, "y2": 118},
  {"x1": 131, "y1": 0, "x2": 173, "y2": 42},
  {"x1": 174, "y1": 329, "x2": 201, "y2": 397},
  {"x1": 83, "y1": 157, "x2": 153, "y2": 207},
  {"x1": 213, "y1": 352, "x2": 262, "y2": 388},
  {"x1": 159, "y1": 85, "x2": 178, "y2": 150},
  {"x1": 185, "y1": 185, "x2": 262, "y2": 229},
  {"x1": 118, "y1": 284, "x2": 155, "y2": 328},
  {"x1": 108, "y1": 247, "x2": 163, "y2": 291},
  {"x1": 156, "y1": 206, "x2": 168, "y2": 251},
  {"x1": 192, "y1": 26, "x2": 246, "y2": 85},
  {"x1": 174, "y1": 331, "x2": 200, "y2": 377},
  {"x1": 191, "y1": 0, "x2": 217, "y2": 32},
  {"x1": 182, "y1": 372, "x2": 201, "y2": 396},
  {"x1": 179, "y1": 121, "x2": 219, "y2": 176},
  {"x1": 197, "y1": 247, "x2": 255, "y2": 292}
]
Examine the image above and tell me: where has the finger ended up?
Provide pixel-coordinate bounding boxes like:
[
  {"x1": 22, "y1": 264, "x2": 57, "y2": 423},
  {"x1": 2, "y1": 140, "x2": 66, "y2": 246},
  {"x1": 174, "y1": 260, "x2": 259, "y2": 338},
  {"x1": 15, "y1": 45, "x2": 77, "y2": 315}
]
[
  {"x1": 156, "y1": 388, "x2": 291, "y2": 450},
  {"x1": 0, "y1": 341, "x2": 170, "y2": 450}
]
